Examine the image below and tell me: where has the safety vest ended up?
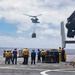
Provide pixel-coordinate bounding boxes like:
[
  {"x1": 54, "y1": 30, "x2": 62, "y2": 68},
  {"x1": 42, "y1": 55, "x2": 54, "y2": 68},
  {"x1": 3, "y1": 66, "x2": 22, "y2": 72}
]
[
  {"x1": 41, "y1": 51, "x2": 46, "y2": 56},
  {"x1": 22, "y1": 49, "x2": 29, "y2": 55},
  {"x1": 9, "y1": 52, "x2": 12, "y2": 57},
  {"x1": 5, "y1": 52, "x2": 9, "y2": 57}
]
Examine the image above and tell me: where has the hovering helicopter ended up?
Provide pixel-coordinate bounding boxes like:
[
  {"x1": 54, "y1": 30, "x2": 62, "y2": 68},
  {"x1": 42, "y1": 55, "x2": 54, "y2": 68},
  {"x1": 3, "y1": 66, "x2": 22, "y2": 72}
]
[
  {"x1": 23, "y1": 14, "x2": 42, "y2": 38},
  {"x1": 23, "y1": 14, "x2": 42, "y2": 23}
]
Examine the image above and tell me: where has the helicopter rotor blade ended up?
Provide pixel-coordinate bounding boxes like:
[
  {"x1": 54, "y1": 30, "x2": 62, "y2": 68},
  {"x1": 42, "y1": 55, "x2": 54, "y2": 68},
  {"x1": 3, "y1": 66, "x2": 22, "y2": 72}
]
[
  {"x1": 30, "y1": 14, "x2": 42, "y2": 18},
  {"x1": 23, "y1": 14, "x2": 33, "y2": 17},
  {"x1": 36, "y1": 14, "x2": 42, "y2": 17},
  {"x1": 23, "y1": 14, "x2": 42, "y2": 17}
]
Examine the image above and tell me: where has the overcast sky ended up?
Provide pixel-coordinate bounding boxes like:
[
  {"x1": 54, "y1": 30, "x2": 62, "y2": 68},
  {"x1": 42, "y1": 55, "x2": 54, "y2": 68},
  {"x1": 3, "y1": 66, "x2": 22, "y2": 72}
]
[{"x1": 0, "y1": 0, "x2": 75, "y2": 49}]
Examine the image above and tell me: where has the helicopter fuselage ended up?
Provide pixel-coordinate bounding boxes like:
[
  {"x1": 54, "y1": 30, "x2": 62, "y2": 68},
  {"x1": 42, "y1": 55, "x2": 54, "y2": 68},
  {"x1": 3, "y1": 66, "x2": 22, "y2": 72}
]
[{"x1": 31, "y1": 18, "x2": 40, "y2": 23}]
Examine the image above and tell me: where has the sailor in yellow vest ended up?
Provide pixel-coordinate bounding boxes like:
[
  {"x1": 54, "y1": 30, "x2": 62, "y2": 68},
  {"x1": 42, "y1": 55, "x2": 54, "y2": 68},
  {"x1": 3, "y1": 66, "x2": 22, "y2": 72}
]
[
  {"x1": 9, "y1": 51, "x2": 13, "y2": 64},
  {"x1": 41, "y1": 49, "x2": 47, "y2": 63},
  {"x1": 22, "y1": 48, "x2": 29, "y2": 65},
  {"x1": 58, "y1": 47, "x2": 62, "y2": 61},
  {"x1": 5, "y1": 51, "x2": 10, "y2": 64}
]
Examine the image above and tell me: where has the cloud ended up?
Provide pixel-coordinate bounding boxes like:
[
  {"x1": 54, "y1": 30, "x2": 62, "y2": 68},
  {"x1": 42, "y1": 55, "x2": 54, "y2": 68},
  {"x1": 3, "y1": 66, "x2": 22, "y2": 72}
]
[
  {"x1": 40, "y1": 28, "x2": 60, "y2": 38},
  {"x1": 0, "y1": 0, "x2": 75, "y2": 48},
  {"x1": 0, "y1": 35, "x2": 61, "y2": 48}
]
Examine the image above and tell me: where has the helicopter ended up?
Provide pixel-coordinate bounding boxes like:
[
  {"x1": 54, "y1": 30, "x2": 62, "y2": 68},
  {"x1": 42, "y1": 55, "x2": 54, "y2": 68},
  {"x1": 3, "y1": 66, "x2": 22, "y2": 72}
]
[
  {"x1": 23, "y1": 14, "x2": 42, "y2": 38},
  {"x1": 23, "y1": 14, "x2": 42, "y2": 23}
]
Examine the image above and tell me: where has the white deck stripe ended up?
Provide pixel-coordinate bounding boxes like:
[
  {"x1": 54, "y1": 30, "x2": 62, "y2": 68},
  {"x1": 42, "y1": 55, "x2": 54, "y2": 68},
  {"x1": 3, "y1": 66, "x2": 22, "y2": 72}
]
[
  {"x1": 40, "y1": 70, "x2": 51, "y2": 75},
  {"x1": 40, "y1": 69, "x2": 75, "y2": 75}
]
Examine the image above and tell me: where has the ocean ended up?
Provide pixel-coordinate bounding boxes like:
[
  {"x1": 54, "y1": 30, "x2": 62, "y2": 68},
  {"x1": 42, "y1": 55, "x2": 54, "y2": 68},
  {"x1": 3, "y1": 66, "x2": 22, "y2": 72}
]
[{"x1": 0, "y1": 47, "x2": 75, "y2": 56}]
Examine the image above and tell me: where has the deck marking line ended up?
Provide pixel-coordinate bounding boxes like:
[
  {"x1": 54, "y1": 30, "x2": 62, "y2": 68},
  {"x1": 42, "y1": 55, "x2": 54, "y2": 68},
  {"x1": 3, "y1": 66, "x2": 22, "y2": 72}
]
[
  {"x1": 40, "y1": 70, "x2": 51, "y2": 75},
  {"x1": 40, "y1": 69, "x2": 75, "y2": 75}
]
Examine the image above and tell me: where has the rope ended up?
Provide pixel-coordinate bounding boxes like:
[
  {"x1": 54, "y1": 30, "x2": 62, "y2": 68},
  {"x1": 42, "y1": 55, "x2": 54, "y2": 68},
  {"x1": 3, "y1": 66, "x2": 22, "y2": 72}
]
[{"x1": 33, "y1": 23, "x2": 36, "y2": 33}]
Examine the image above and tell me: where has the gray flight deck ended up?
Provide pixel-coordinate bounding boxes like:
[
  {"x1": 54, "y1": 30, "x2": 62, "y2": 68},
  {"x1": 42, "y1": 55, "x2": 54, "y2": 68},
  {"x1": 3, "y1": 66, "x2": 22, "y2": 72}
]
[{"x1": 0, "y1": 56, "x2": 75, "y2": 75}]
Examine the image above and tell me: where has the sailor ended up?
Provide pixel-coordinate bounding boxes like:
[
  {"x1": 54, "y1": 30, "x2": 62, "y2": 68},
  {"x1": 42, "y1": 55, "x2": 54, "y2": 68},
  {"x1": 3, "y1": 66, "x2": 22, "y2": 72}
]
[
  {"x1": 41, "y1": 49, "x2": 47, "y2": 63},
  {"x1": 53, "y1": 49, "x2": 59, "y2": 63},
  {"x1": 12, "y1": 48, "x2": 18, "y2": 65},
  {"x1": 22, "y1": 48, "x2": 29, "y2": 65},
  {"x1": 9, "y1": 51, "x2": 13, "y2": 64},
  {"x1": 37, "y1": 49, "x2": 41, "y2": 62},
  {"x1": 61, "y1": 48, "x2": 65, "y2": 62},
  {"x1": 5, "y1": 50, "x2": 10, "y2": 64},
  {"x1": 31, "y1": 50, "x2": 36, "y2": 65},
  {"x1": 3, "y1": 50, "x2": 6, "y2": 57}
]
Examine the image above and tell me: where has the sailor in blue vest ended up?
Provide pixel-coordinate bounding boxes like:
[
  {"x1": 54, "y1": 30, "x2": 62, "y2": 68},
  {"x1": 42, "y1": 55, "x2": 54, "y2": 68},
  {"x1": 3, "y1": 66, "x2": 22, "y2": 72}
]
[
  {"x1": 53, "y1": 49, "x2": 59, "y2": 63},
  {"x1": 31, "y1": 50, "x2": 36, "y2": 65},
  {"x1": 12, "y1": 48, "x2": 18, "y2": 64}
]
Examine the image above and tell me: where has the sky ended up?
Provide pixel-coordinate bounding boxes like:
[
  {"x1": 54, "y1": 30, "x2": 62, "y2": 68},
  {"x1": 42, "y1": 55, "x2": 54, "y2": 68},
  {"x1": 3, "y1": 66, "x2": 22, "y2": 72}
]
[{"x1": 0, "y1": 0, "x2": 75, "y2": 49}]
